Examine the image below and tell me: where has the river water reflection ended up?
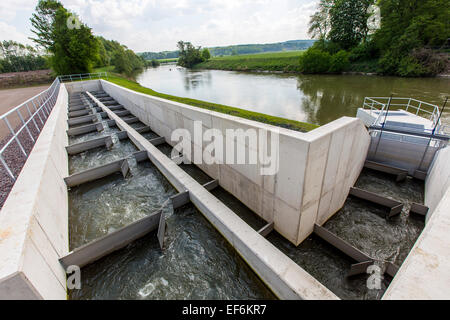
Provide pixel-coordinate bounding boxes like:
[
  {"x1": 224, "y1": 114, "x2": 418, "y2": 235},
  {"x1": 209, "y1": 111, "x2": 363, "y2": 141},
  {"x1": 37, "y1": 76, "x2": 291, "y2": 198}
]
[{"x1": 137, "y1": 64, "x2": 450, "y2": 126}]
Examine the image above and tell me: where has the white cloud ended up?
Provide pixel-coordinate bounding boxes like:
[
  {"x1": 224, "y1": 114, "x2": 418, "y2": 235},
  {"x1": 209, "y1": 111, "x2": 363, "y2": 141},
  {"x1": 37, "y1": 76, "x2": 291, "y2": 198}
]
[
  {"x1": 1, "y1": 0, "x2": 319, "y2": 51},
  {"x1": 0, "y1": 21, "x2": 34, "y2": 45}
]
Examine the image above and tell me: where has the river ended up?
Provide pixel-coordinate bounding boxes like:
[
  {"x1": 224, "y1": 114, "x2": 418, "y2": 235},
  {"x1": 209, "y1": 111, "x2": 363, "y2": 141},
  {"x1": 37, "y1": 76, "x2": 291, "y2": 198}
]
[{"x1": 136, "y1": 64, "x2": 450, "y2": 126}]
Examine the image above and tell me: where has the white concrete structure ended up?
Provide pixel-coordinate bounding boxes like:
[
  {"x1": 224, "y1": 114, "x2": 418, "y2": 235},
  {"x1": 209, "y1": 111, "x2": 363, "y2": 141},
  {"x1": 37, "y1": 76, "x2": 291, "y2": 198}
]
[
  {"x1": 0, "y1": 85, "x2": 69, "y2": 299},
  {"x1": 97, "y1": 80, "x2": 371, "y2": 245},
  {"x1": 0, "y1": 79, "x2": 373, "y2": 300},
  {"x1": 88, "y1": 91, "x2": 339, "y2": 300},
  {"x1": 424, "y1": 147, "x2": 450, "y2": 220},
  {"x1": 383, "y1": 146, "x2": 450, "y2": 299}
]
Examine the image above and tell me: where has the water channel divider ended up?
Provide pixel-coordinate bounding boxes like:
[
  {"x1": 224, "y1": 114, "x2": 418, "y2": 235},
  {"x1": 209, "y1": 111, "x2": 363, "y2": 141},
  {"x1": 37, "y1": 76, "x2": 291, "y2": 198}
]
[
  {"x1": 65, "y1": 135, "x2": 113, "y2": 155},
  {"x1": 349, "y1": 187, "x2": 404, "y2": 218},
  {"x1": 257, "y1": 222, "x2": 274, "y2": 237},
  {"x1": 409, "y1": 203, "x2": 429, "y2": 216},
  {"x1": 67, "y1": 122, "x2": 104, "y2": 136},
  {"x1": 123, "y1": 117, "x2": 139, "y2": 124},
  {"x1": 68, "y1": 109, "x2": 91, "y2": 118},
  {"x1": 135, "y1": 126, "x2": 151, "y2": 134},
  {"x1": 64, "y1": 158, "x2": 130, "y2": 188},
  {"x1": 412, "y1": 169, "x2": 428, "y2": 181},
  {"x1": 170, "y1": 180, "x2": 220, "y2": 209},
  {"x1": 67, "y1": 114, "x2": 97, "y2": 127},
  {"x1": 364, "y1": 160, "x2": 408, "y2": 182},
  {"x1": 314, "y1": 224, "x2": 372, "y2": 262},
  {"x1": 313, "y1": 224, "x2": 399, "y2": 278},
  {"x1": 86, "y1": 90, "x2": 340, "y2": 300},
  {"x1": 157, "y1": 211, "x2": 166, "y2": 250},
  {"x1": 68, "y1": 105, "x2": 89, "y2": 112},
  {"x1": 59, "y1": 210, "x2": 163, "y2": 269},
  {"x1": 108, "y1": 105, "x2": 125, "y2": 111},
  {"x1": 114, "y1": 110, "x2": 131, "y2": 117}
]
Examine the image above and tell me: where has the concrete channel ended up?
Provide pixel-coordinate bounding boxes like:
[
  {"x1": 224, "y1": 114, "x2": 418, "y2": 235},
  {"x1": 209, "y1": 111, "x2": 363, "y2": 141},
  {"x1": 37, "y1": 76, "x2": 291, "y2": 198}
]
[{"x1": 0, "y1": 79, "x2": 449, "y2": 300}]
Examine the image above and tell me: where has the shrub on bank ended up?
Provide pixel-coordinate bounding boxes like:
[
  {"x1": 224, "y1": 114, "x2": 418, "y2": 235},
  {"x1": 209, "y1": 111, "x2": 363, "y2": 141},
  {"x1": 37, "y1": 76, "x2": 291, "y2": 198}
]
[
  {"x1": 299, "y1": 49, "x2": 331, "y2": 73},
  {"x1": 299, "y1": 48, "x2": 351, "y2": 74},
  {"x1": 329, "y1": 50, "x2": 350, "y2": 73}
]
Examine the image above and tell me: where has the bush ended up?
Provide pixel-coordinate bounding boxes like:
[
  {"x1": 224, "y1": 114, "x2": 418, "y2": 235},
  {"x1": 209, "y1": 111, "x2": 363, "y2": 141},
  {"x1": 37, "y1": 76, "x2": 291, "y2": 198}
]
[
  {"x1": 202, "y1": 48, "x2": 211, "y2": 61},
  {"x1": 299, "y1": 48, "x2": 332, "y2": 73},
  {"x1": 349, "y1": 41, "x2": 379, "y2": 62},
  {"x1": 329, "y1": 50, "x2": 350, "y2": 73},
  {"x1": 379, "y1": 47, "x2": 447, "y2": 77},
  {"x1": 311, "y1": 39, "x2": 342, "y2": 55},
  {"x1": 150, "y1": 59, "x2": 160, "y2": 67}
]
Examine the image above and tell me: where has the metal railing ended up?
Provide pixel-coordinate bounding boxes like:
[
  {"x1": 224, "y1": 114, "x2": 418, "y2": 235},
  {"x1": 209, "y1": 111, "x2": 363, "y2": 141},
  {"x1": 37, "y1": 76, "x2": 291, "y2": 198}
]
[
  {"x1": 362, "y1": 97, "x2": 442, "y2": 129},
  {"x1": 58, "y1": 72, "x2": 108, "y2": 82},
  {"x1": 0, "y1": 77, "x2": 61, "y2": 182}
]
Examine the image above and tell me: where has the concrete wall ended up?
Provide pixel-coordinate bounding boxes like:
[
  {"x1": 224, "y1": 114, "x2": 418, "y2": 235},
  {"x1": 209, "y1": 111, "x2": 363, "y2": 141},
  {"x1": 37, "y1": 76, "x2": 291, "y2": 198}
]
[
  {"x1": 424, "y1": 146, "x2": 450, "y2": 220},
  {"x1": 64, "y1": 80, "x2": 102, "y2": 95},
  {"x1": 99, "y1": 80, "x2": 370, "y2": 245},
  {"x1": 0, "y1": 85, "x2": 69, "y2": 299},
  {"x1": 383, "y1": 146, "x2": 450, "y2": 299}
]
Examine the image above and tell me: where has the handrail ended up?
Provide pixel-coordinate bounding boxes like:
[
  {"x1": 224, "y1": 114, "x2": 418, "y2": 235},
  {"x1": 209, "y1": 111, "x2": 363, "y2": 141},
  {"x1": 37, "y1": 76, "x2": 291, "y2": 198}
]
[
  {"x1": 362, "y1": 97, "x2": 442, "y2": 128},
  {"x1": 58, "y1": 72, "x2": 108, "y2": 82},
  {"x1": 0, "y1": 77, "x2": 61, "y2": 183}
]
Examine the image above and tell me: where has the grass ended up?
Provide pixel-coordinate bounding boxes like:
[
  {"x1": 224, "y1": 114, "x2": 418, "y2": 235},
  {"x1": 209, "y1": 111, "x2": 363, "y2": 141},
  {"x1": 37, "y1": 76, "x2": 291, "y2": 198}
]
[
  {"x1": 93, "y1": 69, "x2": 318, "y2": 132},
  {"x1": 93, "y1": 65, "x2": 116, "y2": 73},
  {"x1": 157, "y1": 58, "x2": 178, "y2": 63},
  {"x1": 194, "y1": 51, "x2": 304, "y2": 73}
]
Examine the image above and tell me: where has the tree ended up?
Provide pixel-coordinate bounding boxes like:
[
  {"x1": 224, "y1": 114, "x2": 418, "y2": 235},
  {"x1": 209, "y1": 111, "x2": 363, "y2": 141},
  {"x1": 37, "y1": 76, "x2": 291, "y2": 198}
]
[
  {"x1": 328, "y1": 0, "x2": 375, "y2": 50},
  {"x1": 30, "y1": 0, "x2": 99, "y2": 75},
  {"x1": 202, "y1": 48, "x2": 211, "y2": 61},
  {"x1": 177, "y1": 41, "x2": 205, "y2": 68},
  {"x1": 375, "y1": 0, "x2": 449, "y2": 76},
  {"x1": 0, "y1": 40, "x2": 48, "y2": 73},
  {"x1": 308, "y1": 0, "x2": 333, "y2": 39}
]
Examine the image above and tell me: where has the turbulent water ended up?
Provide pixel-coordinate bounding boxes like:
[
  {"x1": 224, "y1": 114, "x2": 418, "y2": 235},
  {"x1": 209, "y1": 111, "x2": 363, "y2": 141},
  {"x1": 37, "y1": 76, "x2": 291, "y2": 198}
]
[
  {"x1": 67, "y1": 92, "x2": 424, "y2": 300},
  {"x1": 68, "y1": 125, "x2": 275, "y2": 300},
  {"x1": 268, "y1": 168, "x2": 424, "y2": 300}
]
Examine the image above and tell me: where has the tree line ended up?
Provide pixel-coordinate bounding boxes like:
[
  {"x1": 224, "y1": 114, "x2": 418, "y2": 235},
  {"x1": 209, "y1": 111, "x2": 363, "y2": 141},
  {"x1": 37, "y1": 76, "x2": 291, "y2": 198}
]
[
  {"x1": 0, "y1": 0, "x2": 148, "y2": 76},
  {"x1": 139, "y1": 40, "x2": 316, "y2": 61},
  {"x1": 0, "y1": 40, "x2": 48, "y2": 73},
  {"x1": 302, "y1": 0, "x2": 449, "y2": 76}
]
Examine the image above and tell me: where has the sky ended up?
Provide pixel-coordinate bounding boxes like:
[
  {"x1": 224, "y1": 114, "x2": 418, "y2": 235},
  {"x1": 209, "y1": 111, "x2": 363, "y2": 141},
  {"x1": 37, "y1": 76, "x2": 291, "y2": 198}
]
[{"x1": 0, "y1": 0, "x2": 319, "y2": 52}]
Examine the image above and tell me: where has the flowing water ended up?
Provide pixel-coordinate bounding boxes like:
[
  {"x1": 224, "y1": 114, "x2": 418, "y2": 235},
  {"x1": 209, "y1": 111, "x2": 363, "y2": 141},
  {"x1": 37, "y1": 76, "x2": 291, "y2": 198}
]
[
  {"x1": 68, "y1": 114, "x2": 275, "y2": 300},
  {"x1": 137, "y1": 64, "x2": 450, "y2": 126},
  {"x1": 67, "y1": 76, "x2": 429, "y2": 300}
]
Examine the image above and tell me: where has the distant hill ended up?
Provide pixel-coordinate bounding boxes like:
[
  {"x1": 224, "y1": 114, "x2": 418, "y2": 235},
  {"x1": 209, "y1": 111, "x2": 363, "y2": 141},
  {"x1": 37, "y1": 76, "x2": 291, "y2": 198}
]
[{"x1": 138, "y1": 39, "x2": 315, "y2": 60}]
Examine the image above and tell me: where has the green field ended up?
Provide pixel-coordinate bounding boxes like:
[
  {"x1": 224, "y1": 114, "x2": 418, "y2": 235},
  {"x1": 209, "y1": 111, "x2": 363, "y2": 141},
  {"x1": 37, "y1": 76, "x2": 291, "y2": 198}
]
[
  {"x1": 92, "y1": 69, "x2": 317, "y2": 132},
  {"x1": 157, "y1": 58, "x2": 178, "y2": 63},
  {"x1": 194, "y1": 51, "x2": 304, "y2": 72}
]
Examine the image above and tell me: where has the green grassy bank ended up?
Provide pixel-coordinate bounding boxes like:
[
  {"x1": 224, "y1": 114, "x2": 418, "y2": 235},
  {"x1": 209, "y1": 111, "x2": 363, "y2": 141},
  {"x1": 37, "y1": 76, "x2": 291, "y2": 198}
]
[
  {"x1": 93, "y1": 70, "x2": 317, "y2": 132},
  {"x1": 157, "y1": 58, "x2": 178, "y2": 63},
  {"x1": 193, "y1": 51, "x2": 304, "y2": 73}
]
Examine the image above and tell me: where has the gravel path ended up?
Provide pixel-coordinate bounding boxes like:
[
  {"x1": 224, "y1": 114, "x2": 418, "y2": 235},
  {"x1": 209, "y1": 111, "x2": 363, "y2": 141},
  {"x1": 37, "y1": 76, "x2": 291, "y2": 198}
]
[{"x1": 0, "y1": 103, "x2": 53, "y2": 209}]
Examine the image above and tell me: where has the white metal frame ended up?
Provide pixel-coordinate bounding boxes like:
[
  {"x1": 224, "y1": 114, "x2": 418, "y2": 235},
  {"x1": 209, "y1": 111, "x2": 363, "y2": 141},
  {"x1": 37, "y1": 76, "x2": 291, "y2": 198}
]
[
  {"x1": 0, "y1": 78, "x2": 61, "y2": 181},
  {"x1": 58, "y1": 72, "x2": 108, "y2": 82},
  {"x1": 362, "y1": 97, "x2": 442, "y2": 130}
]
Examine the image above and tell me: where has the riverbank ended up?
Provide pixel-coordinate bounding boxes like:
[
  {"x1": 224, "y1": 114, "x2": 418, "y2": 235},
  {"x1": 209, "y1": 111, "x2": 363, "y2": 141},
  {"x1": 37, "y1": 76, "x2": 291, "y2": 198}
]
[
  {"x1": 94, "y1": 69, "x2": 318, "y2": 132},
  {"x1": 193, "y1": 51, "x2": 304, "y2": 73}
]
